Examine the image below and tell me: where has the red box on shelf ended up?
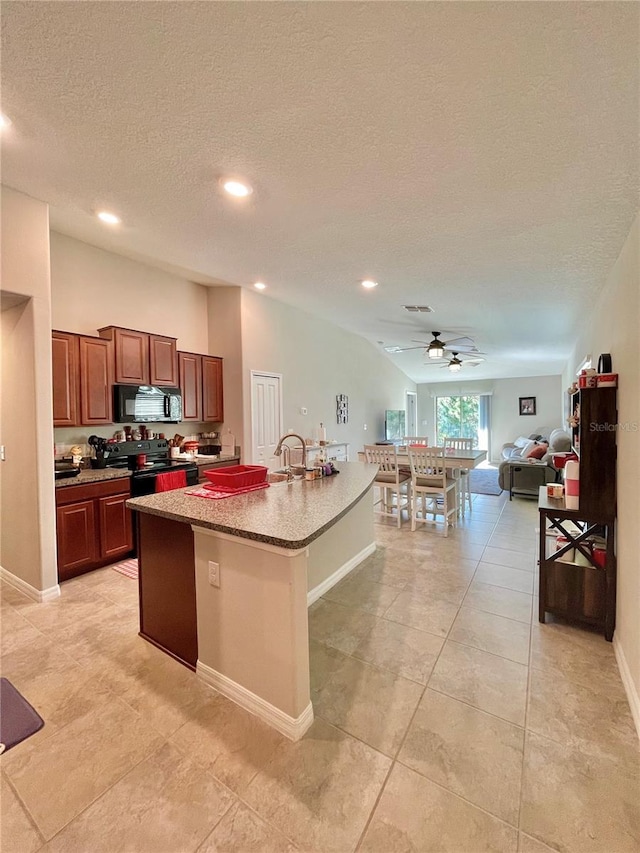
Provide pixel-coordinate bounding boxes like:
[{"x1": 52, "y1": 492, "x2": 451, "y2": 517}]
[{"x1": 203, "y1": 465, "x2": 268, "y2": 491}]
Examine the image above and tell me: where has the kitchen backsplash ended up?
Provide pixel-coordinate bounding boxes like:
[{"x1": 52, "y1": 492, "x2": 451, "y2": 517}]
[{"x1": 54, "y1": 423, "x2": 221, "y2": 459}]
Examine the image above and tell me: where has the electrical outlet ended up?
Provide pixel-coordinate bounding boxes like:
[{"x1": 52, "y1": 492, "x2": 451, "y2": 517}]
[
  {"x1": 363, "y1": 424, "x2": 367, "y2": 430},
  {"x1": 208, "y1": 561, "x2": 220, "y2": 587},
  {"x1": 300, "y1": 407, "x2": 308, "y2": 415}
]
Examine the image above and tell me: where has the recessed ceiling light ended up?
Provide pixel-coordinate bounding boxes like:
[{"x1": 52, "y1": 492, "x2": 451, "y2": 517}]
[
  {"x1": 97, "y1": 211, "x2": 121, "y2": 225},
  {"x1": 0, "y1": 114, "x2": 12, "y2": 130},
  {"x1": 361, "y1": 280, "x2": 378, "y2": 289},
  {"x1": 222, "y1": 179, "x2": 253, "y2": 198},
  {"x1": 254, "y1": 281, "x2": 267, "y2": 290}
]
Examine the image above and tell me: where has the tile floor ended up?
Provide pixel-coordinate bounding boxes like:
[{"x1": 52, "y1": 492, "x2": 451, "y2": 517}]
[{"x1": 1, "y1": 492, "x2": 639, "y2": 852}]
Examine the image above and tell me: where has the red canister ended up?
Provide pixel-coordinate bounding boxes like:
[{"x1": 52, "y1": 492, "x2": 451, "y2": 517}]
[{"x1": 136, "y1": 454, "x2": 147, "y2": 468}]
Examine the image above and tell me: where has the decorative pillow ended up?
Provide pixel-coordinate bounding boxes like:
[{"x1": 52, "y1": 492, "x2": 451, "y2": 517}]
[
  {"x1": 514, "y1": 436, "x2": 533, "y2": 449},
  {"x1": 518, "y1": 439, "x2": 538, "y2": 457},
  {"x1": 525, "y1": 442, "x2": 548, "y2": 460}
]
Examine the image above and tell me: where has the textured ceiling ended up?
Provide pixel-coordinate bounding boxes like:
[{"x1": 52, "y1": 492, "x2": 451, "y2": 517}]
[{"x1": 1, "y1": 2, "x2": 638, "y2": 382}]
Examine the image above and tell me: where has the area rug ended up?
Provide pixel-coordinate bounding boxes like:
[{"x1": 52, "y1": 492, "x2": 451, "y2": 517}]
[
  {"x1": 0, "y1": 678, "x2": 45, "y2": 753},
  {"x1": 468, "y1": 468, "x2": 502, "y2": 496},
  {"x1": 110, "y1": 558, "x2": 138, "y2": 579}
]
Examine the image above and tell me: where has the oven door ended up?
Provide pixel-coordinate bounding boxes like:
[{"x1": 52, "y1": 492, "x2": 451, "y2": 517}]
[{"x1": 130, "y1": 465, "x2": 198, "y2": 497}]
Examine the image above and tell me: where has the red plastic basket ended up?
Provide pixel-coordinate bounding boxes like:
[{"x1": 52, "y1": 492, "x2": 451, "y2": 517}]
[{"x1": 203, "y1": 465, "x2": 268, "y2": 491}]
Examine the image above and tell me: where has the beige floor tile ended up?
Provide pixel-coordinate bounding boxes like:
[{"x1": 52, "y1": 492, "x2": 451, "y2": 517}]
[
  {"x1": 482, "y1": 546, "x2": 535, "y2": 571},
  {"x1": 307, "y1": 599, "x2": 378, "y2": 654},
  {"x1": 0, "y1": 581, "x2": 34, "y2": 608},
  {"x1": 475, "y1": 562, "x2": 534, "y2": 594},
  {"x1": 403, "y1": 566, "x2": 473, "y2": 606},
  {"x1": 352, "y1": 617, "x2": 444, "y2": 684},
  {"x1": 198, "y1": 800, "x2": 298, "y2": 852},
  {"x1": 243, "y1": 718, "x2": 391, "y2": 852},
  {"x1": 449, "y1": 607, "x2": 530, "y2": 664},
  {"x1": 398, "y1": 690, "x2": 524, "y2": 824},
  {"x1": 171, "y1": 694, "x2": 286, "y2": 794},
  {"x1": 518, "y1": 833, "x2": 559, "y2": 852},
  {"x1": 1, "y1": 606, "x2": 45, "y2": 656},
  {"x1": 487, "y1": 535, "x2": 534, "y2": 556},
  {"x1": 360, "y1": 763, "x2": 517, "y2": 852},
  {"x1": 313, "y1": 654, "x2": 423, "y2": 755},
  {"x1": 527, "y1": 667, "x2": 639, "y2": 771},
  {"x1": 354, "y1": 554, "x2": 418, "y2": 590},
  {"x1": 383, "y1": 589, "x2": 460, "y2": 638},
  {"x1": 322, "y1": 573, "x2": 401, "y2": 616},
  {"x1": 43, "y1": 742, "x2": 235, "y2": 853},
  {"x1": 0, "y1": 776, "x2": 44, "y2": 853},
  {"x1": 2, "y1": 697, "x2": 164, "y2": 841},
  {"x1": 464, "y1": 581, "x2": 533, "y2": 624},
  {"x1": 429, "y1": 640, "x2": 528, "y2": 725},
  {"x1": 520, "y1": 731, "x2": 640, "y2": 853},
  {"x1": 39, "y1": 599, "x2": 139, "y2": 664},
  {"x1": 309, "y1": 638, "x2": 349, "y2": 695},
  {"x1": 530, "y1": 624, "x2": 622, "y2": 696},
  {"x1": 396, "y1": 535, "x2": 487, "y2": 562},
  {"x1": 13, "y1": 586, "x2": 116, "y2": 637}
]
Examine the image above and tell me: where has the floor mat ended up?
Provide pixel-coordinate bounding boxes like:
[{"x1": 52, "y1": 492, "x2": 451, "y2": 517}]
[
  {"x1": 0, "y1": 678, "x2": 45, "y2": 753},
  {"x1": 468, "y1": 468, "x2": 502, "y2": 495},
  {"x1": 110, "y1": 558, "x2": 139, "y2": 579}
]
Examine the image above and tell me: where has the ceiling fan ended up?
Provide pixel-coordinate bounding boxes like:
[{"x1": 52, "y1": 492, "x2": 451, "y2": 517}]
[
  {"x1": 384, "y1": 331, "x2": 479, "y2": 359},
  {"x1": 427, "y1": 351, "x2": 486, "y2": 373}
]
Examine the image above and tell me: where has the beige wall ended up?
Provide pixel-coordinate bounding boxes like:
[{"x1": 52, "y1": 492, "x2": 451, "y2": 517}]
[
  {"x1": 207, "y1": 287, "x2": 243, "y2": 446},
  {"x1": 51, "y1": 232, "x2": 209, "y2": 350},
  {"x1": 239, "y1": 288, "x2": 415, "y2": 462},
  {"x1": 564, "y1": 214, "x2": 639, "y2": 719},
  {"x1": 1, "y1": 187, "x2": 57, "y2": 591},
  {"x1": 417, "y1": 375, "x2": 563, "y2": 461}
]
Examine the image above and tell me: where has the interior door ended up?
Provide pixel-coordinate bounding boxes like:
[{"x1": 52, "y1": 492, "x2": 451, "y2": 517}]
[
  {"x1": 405, "y1": 391, "x2": 417, "y2": 437},
  {"x1": 251, "y1": 372, "x2": 282, "y2": 469}
]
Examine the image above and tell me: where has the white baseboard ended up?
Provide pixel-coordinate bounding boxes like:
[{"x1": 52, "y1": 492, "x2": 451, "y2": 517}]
[
  {"x1": 613, "y1": 635, "x2": 640, "y2": 742},
  {"x1": 0, "y1": 566, "x2": 60, "y2": 603},
  {"x1": 197, "y1": 661, "x2": 314, "y2": 741},
  {"x1": 307, "y1": 541, "x2": 376, "y2": 606}
]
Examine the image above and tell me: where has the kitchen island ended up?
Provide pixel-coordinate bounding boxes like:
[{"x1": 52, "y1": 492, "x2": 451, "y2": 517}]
[{"x1": 127, "y1": 461, "x2": 377, "y2": 739}]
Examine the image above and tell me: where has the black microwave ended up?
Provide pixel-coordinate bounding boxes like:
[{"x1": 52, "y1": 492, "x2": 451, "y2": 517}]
[{"x1": 113, "y1": 385, "x2": 183, "y2": 423}]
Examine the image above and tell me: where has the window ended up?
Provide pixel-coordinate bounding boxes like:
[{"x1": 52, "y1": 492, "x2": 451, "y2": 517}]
[{"x1": 435, "y1": 394, "x2": 491, "y2": 451}]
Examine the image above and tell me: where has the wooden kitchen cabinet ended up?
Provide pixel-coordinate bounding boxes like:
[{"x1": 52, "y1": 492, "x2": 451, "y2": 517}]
[
  {"x1": 55, "y1": 477, "x2": 133, "y2": 580},
  {"x1": 98, "y1": 326, "x2": 177, "y2": 386},
  {"x1": 202, "y1": 356, "x2": 224, "y2": 422},
  {"x1": 178, "y1": 352, "x2": 203, "y2": 421},
  {"x1": 52, "y1": 331, "x2": 79, "y2": 426},
  {"x1": 51, "y1": 332, "x2": 112, "y2": 426}
]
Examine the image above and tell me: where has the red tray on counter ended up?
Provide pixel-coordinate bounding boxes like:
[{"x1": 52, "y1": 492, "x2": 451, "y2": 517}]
[
  {"x1": 186, "y1": 482, "x2": 270, "y2": 500},
  {"x1": 203, "y1": 464, "x2": 268, "y2": 491}
]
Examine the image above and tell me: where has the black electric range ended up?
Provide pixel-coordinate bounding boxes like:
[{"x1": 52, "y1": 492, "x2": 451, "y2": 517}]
[{"x1": 101, "y1": 439, "x2": 198, "y2": 497}]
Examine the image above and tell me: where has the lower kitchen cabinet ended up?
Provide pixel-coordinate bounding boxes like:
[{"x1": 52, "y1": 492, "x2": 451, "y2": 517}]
[{"x1": 55, "y1": 477, "x2": 133, "y2": 580}]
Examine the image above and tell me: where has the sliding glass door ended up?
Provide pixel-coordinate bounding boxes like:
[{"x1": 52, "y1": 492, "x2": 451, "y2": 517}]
[{"x1": 435, "y1": 394, "x2": 491, "y2": 451}]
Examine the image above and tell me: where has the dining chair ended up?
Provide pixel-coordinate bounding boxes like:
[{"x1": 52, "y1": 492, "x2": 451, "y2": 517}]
[
  {"x1": 403, "y1": 436, "x2": 429, "y2": 446},
  {"x1": 443, "y1": 437, "x2": 474, "y2": 517},
  {"x1": 364, "y1": 444, "x2": 411, "y2": 528},
  {"x1": 407, "y1": 446, "x2": 457, "y2": 536}
]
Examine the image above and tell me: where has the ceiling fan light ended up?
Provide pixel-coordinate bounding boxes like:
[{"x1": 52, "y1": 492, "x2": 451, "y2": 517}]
[
  {"x1": 448, "y1": 361, "x2": 462, "y2": 372},
  {"x1": 427, "y1": 343, "x2": 444, "y2": 359}
]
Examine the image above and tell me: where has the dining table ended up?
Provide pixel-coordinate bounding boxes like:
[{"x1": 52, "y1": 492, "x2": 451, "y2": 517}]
[{"x1": 357, "y1": 446, "x2": 488, "y2": 470}]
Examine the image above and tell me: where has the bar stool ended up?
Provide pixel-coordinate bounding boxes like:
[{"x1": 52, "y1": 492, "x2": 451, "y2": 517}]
[
  {"x1": 443, "y1": 437, "x2": 474, "y2": 517},
  {"x1": 364, "y1": 445, "x2": 411, "y2": 528},
  {"x1": 407, "y1": 446, "x2": 457, "y2": 536}
]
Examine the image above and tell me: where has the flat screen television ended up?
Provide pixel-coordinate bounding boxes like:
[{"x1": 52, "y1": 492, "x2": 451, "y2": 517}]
[{"x1": 385, "y1": 409, "x2": 405, "y2": 442}]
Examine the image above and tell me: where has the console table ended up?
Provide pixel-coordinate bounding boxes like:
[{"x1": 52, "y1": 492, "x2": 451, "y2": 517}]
[{"x1": 537, "y1": 487, "x2": 616, "y2": 641}]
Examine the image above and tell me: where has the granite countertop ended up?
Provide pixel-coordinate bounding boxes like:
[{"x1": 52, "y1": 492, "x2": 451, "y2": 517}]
[
  {"x1": 193, "y1": 454, "x2": 240, "y2": 466},
  {"x1": 55, "y1": 468, "x2": 132, "y2": 488},
  {"x1": 127, "y1": 461, "x2": 378, "y2": 549}
]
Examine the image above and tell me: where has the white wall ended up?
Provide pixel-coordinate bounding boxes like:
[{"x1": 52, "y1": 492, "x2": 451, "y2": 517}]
[
  {"x1": 417, "y1": 375, "x2": 563, "y2": 461},
  {"x1": 1, "y1": 187, "x2": 57, "y2": 592},
  {"x1": 565, "y1": 214, "x2": 639, "y2": 729},
  {"x1": 207, "y1": 287, "x2": 243, "y2": 446},
  {"x1": 239, "y1": 289, "x2": 414, "y2": 461}
]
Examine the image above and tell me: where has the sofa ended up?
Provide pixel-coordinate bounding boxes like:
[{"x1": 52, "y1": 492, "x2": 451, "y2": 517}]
[{"x1": 498, "y1": 428, "x2": 572, "y2": 494}]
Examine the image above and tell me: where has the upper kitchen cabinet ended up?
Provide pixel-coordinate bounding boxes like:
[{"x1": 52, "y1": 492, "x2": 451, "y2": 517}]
[
  {"x1": 178, "y1": 352, "x2": 224, "y2": 423},
  {"x1": 79, "y1": 336, "x2": 113, "y2": 424},
  {"x1": 98, "y1": 326, "x2": 177, "y2": 386},
  {"x1": 202, "y1": 356, "x2": 224, "y2": 422},
  {"x1": 52, "y1": 332, "x2": 112, "y2": 425},
  {"x1": 178, "y1": 351, "x2": 202, "y2": 421},
  {"x1": 52, "y1": 331, "x2": 79, "y2": 426}
]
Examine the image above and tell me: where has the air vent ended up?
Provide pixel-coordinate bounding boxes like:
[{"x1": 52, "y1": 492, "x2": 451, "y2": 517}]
[{"x1": 403, "y1": 305, "x2": 433, "y2": 313}]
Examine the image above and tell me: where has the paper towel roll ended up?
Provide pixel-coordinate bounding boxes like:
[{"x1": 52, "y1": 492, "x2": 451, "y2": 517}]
[
  {"x1": 564, "y1": 460, "x2": 580, "y2": 510},
  {"x1": 318, "y1": 423, "x2": 327, "y2": 443}
]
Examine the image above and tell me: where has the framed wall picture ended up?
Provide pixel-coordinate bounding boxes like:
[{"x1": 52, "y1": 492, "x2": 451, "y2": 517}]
[
  {"x1": 336, "y1": 394, "x2": 348, "y2": 424},
  {"x1": 519, "y1": 396, "x2": 536, "y2": 416}
]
